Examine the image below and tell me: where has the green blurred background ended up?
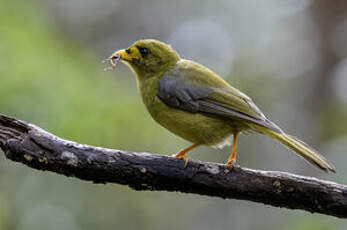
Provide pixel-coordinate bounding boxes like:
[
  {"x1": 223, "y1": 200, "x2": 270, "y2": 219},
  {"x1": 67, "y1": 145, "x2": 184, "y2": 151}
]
[{"x1": 1, "y1": 0, "x2": 347, "y2": 229}]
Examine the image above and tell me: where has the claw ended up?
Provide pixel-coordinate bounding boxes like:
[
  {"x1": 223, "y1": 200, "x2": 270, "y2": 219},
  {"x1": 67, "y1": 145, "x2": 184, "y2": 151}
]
[
  {"x1": 170, "y1": 144, "x2": 199, "y2": 168},
  {"x1": 225, "y1": 159, "x2": 235, "y2": 167},
  {"x1": 171, "y1": 153, "x2": 189, "y2": 168}
]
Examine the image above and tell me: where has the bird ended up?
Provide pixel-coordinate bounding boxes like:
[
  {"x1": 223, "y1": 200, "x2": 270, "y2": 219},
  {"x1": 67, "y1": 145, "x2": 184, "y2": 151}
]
[{"x1": 105, "y1": 39, "x2": 336, "y2": 173}]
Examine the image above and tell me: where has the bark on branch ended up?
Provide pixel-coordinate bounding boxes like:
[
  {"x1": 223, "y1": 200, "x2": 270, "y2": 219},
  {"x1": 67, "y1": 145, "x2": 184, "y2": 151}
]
[{"x1": 0, "y1": 114, "x2": 346, "y2": 218}]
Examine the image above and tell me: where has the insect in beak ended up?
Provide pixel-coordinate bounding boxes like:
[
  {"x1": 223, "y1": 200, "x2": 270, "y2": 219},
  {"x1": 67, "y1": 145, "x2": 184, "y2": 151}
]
[{"x1": 103, "y1": 53, "x2": 121, "y2": 71}]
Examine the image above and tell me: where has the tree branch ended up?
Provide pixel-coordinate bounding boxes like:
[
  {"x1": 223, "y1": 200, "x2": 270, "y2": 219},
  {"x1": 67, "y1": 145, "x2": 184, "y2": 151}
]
[{"x1": 0, "y1": 114, "x2": 346, "y2": 218}]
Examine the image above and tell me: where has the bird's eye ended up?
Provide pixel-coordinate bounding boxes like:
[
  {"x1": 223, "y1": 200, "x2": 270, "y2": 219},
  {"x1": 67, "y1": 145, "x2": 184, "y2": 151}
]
[{"x1": 138, "y1": 47, "x2": 150, "y2": 58}]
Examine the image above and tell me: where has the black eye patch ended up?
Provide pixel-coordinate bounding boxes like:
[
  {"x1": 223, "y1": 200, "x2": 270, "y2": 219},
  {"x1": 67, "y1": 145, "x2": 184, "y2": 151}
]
[{"x1": 137, "y1": 46, "x2": 150, "y2": 58}]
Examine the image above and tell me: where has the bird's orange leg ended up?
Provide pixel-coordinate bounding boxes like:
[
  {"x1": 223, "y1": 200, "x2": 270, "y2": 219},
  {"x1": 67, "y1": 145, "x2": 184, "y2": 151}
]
[
  {"x1": 226, "y1": 132, "x2": 239, "y2": 166},
  {"x1": 172, "y1": 143, "x2": 200, "y2": 162}
]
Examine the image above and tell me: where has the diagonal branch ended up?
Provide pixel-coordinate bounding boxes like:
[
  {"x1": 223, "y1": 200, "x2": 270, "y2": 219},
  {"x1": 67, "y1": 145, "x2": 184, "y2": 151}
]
[{"x1": 0, "y1": 113, "x2": 346, "y2": 218}]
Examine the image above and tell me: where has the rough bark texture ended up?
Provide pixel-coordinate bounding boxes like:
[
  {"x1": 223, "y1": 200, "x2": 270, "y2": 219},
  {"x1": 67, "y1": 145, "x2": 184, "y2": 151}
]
[{"x1": 0, "y1": 114, "x2": 346, "y2": 218}]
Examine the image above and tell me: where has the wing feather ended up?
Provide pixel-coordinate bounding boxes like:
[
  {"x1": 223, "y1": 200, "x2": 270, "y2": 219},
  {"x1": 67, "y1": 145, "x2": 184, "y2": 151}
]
[{"x1": 157, "y1": 60, "x2": 281, "y2": 132}]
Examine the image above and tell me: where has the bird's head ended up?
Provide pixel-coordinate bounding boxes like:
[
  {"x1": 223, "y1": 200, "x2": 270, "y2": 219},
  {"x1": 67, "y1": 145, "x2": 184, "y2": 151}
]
[{"x1": 108, "y1": 39, "x2": 180, "y2": 78}]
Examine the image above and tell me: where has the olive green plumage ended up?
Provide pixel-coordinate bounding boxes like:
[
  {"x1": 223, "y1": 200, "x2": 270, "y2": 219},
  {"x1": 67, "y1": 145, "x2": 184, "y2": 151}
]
[{"x1": 110, "y1": 39, "x2": 335, "y2": 173}]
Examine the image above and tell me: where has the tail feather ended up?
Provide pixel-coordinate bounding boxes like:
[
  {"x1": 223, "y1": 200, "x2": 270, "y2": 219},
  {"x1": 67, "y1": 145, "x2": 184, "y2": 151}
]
[{"x1": 265, "y1": 130, "x2": 336, "y2": 173}]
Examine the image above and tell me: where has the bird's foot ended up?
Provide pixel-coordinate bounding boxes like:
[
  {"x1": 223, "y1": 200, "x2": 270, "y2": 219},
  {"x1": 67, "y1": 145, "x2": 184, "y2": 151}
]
[
  {"x1": 225, "y1": 159, "x2": 236, "y2": 167},
  {"x1": 171, "y1": 153, "x2": 189, "y2": 167}
]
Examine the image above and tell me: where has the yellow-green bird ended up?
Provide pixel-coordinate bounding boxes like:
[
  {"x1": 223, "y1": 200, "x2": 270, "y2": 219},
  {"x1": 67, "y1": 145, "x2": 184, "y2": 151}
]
[{"x1": 106, "y1": 39, "x2": 335, "y2": 173}]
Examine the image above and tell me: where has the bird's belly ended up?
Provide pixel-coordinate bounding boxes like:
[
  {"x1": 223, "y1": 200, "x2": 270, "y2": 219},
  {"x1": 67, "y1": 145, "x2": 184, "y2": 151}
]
[{"x1": 146, "y1": 97, "x2": 240, "y2": 147}]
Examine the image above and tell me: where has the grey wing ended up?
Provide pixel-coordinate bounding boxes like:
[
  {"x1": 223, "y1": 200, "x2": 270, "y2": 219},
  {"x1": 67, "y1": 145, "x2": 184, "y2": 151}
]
[
  {"x1": 157, "y1": 74, "x2": 210, "y2": 112},
  {"x1": 157, "y1": 74, "x2": 282, "y2": 133}
]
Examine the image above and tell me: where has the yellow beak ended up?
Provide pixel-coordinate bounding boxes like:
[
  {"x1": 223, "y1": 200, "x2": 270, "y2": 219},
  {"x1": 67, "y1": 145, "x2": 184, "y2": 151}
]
[{"x1": 111, "y1": 49, "x2": 132, "y2": 62}]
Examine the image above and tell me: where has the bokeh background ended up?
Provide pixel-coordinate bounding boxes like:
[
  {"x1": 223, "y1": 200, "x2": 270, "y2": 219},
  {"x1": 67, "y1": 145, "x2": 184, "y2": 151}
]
[{"x1": 1, "y1": 0, "x2": 347, "y2": 229}]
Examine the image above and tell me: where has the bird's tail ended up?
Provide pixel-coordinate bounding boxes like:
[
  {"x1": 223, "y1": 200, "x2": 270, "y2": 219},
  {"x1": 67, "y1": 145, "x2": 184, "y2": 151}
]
[{"x1": 253, "y1": 123, "x2": 336, "y2": 173}]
